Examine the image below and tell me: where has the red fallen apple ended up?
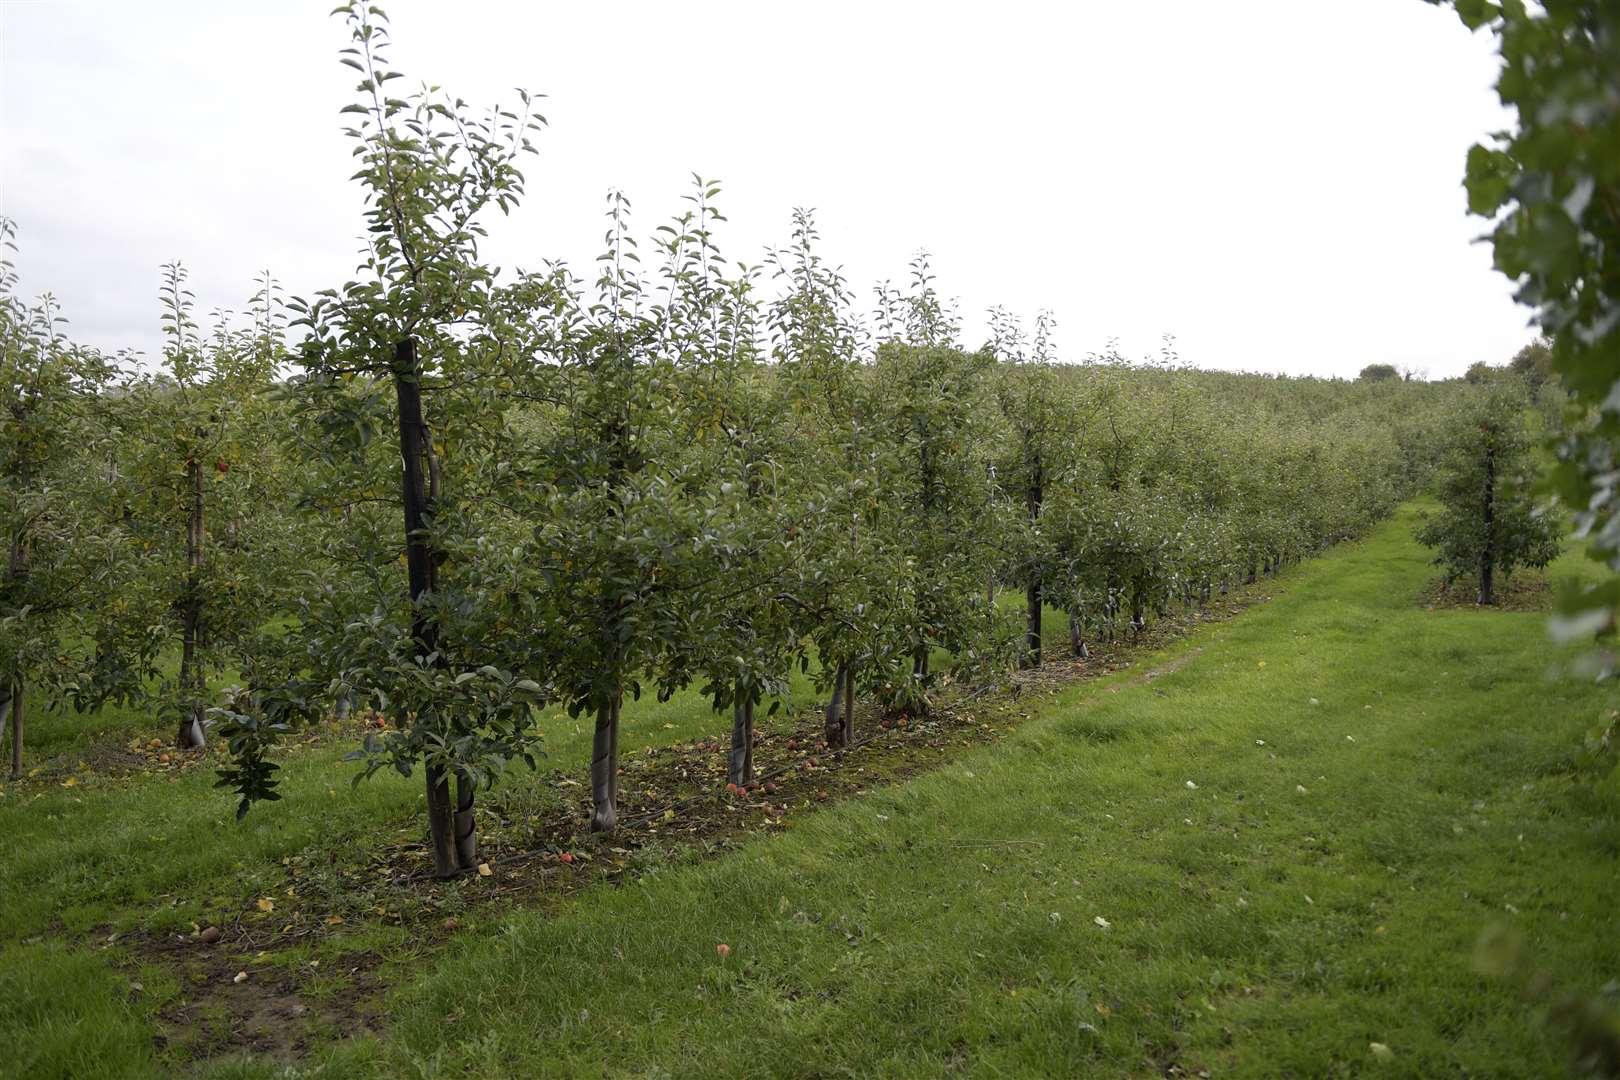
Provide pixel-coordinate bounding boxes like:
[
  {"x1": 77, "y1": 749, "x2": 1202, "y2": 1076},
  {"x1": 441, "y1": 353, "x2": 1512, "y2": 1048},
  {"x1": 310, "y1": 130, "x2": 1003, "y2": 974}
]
[
  {"x1": 815, "y1": 789, "x2": 829, "y2": 801},
  {"x1": 880, "y1": 719, "x2": 892, "y2": 731},
  {"x1": 763, "y1": 783, "x2": 778, "y2": 794},
  {"x1": 785, "y1": 739, "x2": 798, "y2": 751},
  {"x1": 442, "y1": 918, "x2": 459, "y2": 931},
  {"x1": 716, "y1": 943, "x2": 731, "y2": 959},
  {"x1": 215, "y1": 460, "x2": 229, "y2": 474},
  {"x1": 559, "y1": 852, "x2": 574, "y2": 864},
  {"x1": 725, "y1": 783, "x2": 741, "y2": 795}
]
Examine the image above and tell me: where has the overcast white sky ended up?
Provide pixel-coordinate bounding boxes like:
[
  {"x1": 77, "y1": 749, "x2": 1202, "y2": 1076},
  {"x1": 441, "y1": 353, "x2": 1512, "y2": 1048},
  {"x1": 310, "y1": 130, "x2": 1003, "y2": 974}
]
[{"x1": 2, "y1": 1, "x2": 1524, "y2": 378}]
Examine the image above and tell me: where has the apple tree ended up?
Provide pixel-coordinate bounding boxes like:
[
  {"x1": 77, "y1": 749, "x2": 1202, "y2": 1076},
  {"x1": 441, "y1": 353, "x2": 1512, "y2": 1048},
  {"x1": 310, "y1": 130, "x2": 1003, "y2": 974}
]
[
  {"x1": 223, "y1": 2, "x2": 549, "y2": 875},
  {"x1": 1416, "y1": 381, "x2": 1561, "y2": 604},
  {"x1": 0, "y1": 220, "x2": 122, "y2": 776}
]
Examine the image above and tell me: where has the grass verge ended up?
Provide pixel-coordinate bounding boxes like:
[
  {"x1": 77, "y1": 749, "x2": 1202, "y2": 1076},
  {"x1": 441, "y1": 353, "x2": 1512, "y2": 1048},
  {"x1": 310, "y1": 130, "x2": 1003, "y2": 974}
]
[{"x1": 3, "y1": 504, "x2": 1616, "y2": 1077}]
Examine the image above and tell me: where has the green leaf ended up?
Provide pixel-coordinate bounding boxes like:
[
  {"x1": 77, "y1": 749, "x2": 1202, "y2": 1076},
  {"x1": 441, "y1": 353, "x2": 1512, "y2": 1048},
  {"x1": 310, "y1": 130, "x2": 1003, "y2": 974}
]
[
  {"x1": 1453, "y1": 0, "x2": 1499, "y2": 30},
  {"x1": 1464, "y1": 144, "x2": 1515, "y2": 216}
]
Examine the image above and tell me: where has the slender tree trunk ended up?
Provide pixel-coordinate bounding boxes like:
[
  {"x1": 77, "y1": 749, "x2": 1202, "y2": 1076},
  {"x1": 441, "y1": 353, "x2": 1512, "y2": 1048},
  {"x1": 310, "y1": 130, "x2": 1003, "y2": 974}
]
[
  {"x1": 1025, "y1": 579, "x2": 1042, "y2": 669},
  {"x1": 177, "y1": 457, "x2": 207, "y2": 749},
  {"x1": 453, "y1": 771, "x2": 478, "y2": 867},
  {"x1": 1069, "y1": 611, "x2": 1088, "y2": 658},
  {"x1": 910, "y1": 648, "x2": 931, "y2": 716},
  {"x1": 728, "y1": 688, "x2": 754, "y2": 787},
  {"x1": 1479, "y1": 441, "x2": 1496, "y2": 605},
  {"x1": 841, "y1": 664, "x2": 855, "y2": 746},
  {"x1": 591, "y1": 691, "x2": 621, "y2": 832},
  {"x1": 425, "y1": 763, "x2": 456, "y2": 875},
  {"x1": 1103, "y1": 571, "x2": 1118, "y2": 643},
  {"x1": 5, "y1": 680, "x2": 21, "y2": 780},
  {"x1": 394, "y1": 336, "x2": 464, "y2": 876},
  {"x1": 824, "y1": 662, "x2": 849, "y2": 748},
  {"x1": 334, "y1": 692, "x2": 352, "y2": 721},
  {"x1": 1131, "y1": 579, "x2": 1146, "y2": 635}
]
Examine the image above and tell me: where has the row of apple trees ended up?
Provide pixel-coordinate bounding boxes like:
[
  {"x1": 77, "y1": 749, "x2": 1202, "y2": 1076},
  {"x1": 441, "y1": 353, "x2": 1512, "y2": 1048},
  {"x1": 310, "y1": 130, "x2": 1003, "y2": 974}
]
[
  {"x1": 0, "y1": 5, "x2": 1455, "y2": 876},
  {"x1": 0, "y1": 222, "x2": 310, "y2": 779}
]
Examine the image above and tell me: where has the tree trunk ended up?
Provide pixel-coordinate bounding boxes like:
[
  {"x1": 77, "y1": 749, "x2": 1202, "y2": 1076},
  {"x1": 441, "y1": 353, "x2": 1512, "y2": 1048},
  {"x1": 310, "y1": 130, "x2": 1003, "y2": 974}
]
[
  {"x1": 1479, "y1": 441, "x2": 1496, "y2": 605},
  {"x1": 911, "y1": 648, "x2": 932, "y2": 716},
  {"x1": 1025, "y1": 579, "x2": 1042, "y2": 669},
  {"x1": 177, "y1": 457, "x2": 207, "y2": 749},
  {"x1": 824, "y1": 661, "x2": 849, "y2": 747},
  {"x1": 1131, "y1": 580, "x2": 1146, "y2": 635},
  {"x1": 425, "y1": 763, "x2": 457, "y2": 875},
  {"x1": 841, "y1": 664, "x2": 855, "y2": 746},
  {"x1": 728, "y1": 689, "x2": 754, "y2": 787},
  {"x1": 395, "y1": 336, "x2": 464, "y2": 876},
  {"x1": 1103, "y1": 571, "x2": 1118, "y2": 643},
  {"x1": 5, "y1": 680, "x2": 21, "y2": 780},
  {"x1": 394, "y1": 337, "x2": 438, "y2": 661},
  {"x1": 1069, "y1": 611, "x2": 1088, "y2": 658},
  {"x1": 454, "y1": 771, "x2": 478, "y2": 867},
  {"x1": 591, "y1": 691, "x2": 621, "y2": 833}
]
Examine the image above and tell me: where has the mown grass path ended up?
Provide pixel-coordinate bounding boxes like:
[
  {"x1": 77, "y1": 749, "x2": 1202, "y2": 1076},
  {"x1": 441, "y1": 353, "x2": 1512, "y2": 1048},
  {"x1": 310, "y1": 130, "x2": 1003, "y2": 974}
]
[{"x1": 5, "y1": 504, "x2": 1618, "y2": 1077}]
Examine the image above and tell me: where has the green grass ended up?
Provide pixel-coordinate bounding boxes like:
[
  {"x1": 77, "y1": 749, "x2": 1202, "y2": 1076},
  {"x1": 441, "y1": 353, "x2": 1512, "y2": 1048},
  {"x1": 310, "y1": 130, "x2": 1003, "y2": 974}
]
[
  {"x1": 0, "y1": 655, "x2": 841, "y2": 936},
  {"x1": 2, "y1": 503, "x2": 1616, "y2": 1078},
  {"x1": 0, "y1": 592, "x2": 1061, "y2": 944}
]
